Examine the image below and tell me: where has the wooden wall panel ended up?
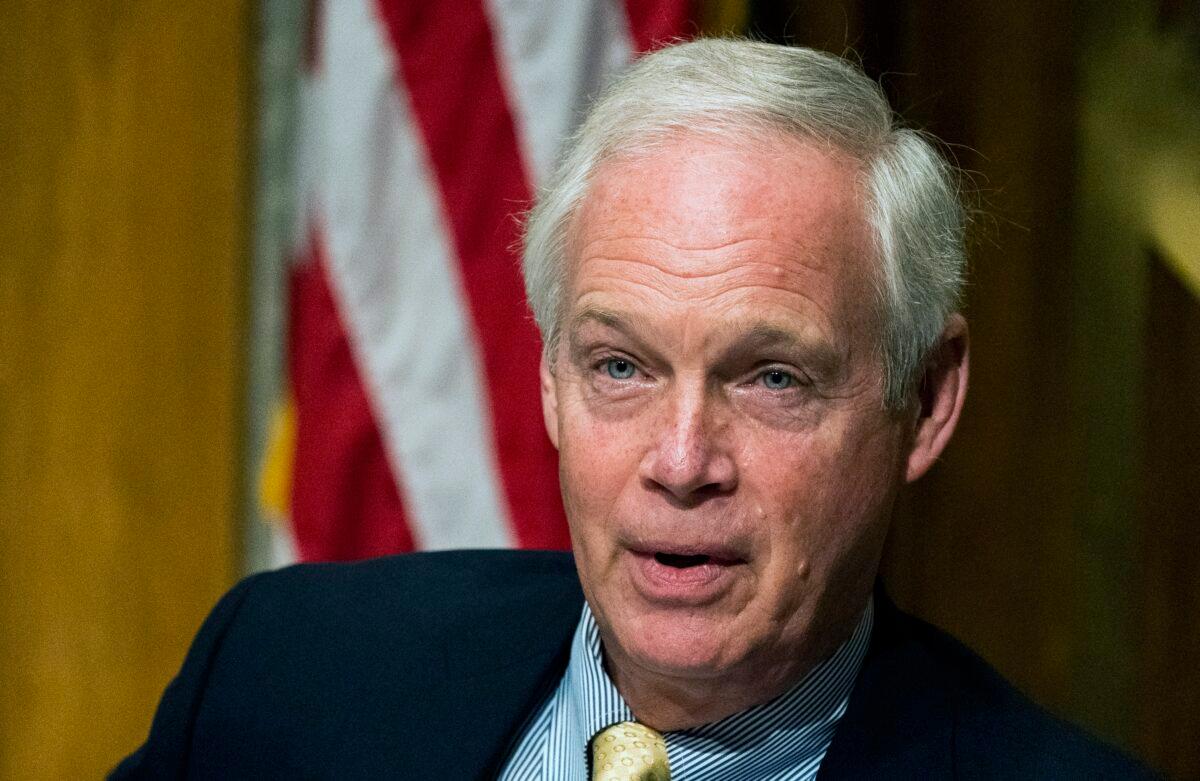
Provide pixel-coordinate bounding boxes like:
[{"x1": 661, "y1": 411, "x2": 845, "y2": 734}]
[
  {"x1": 1139, "y1": 255, "x2": 1200, "y2": 779},
  {"x1": 751, "y1": 3, "x2": 1198, "y2": 773},
  {"x1": 880, "y1": 0, "x2": 1099, "y2": 730},
  {"x1": 0, "y1": 4, "x2": 248, "y2": 777},
  {"x1": 754, "y1": 0, "x2": 1097, "y2": 727}
]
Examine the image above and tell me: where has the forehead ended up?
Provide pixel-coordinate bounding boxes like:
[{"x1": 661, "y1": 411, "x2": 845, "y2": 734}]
[
  {"x1": 565, "y1": 133, "x2": 878, "y2": 342},
  {"x1": 578, "y1": 133, "x2": 865, "y2": 248}
]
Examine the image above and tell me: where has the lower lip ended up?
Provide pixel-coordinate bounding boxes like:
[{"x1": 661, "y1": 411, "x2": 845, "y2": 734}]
[{"x1": 627, "y1": 551, "x2": 743, "y2": 605}]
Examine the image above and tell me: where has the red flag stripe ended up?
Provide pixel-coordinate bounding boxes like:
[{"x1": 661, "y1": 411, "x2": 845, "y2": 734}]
[
  {"x1": 623, "y1": 0, "x2": 695, "y2": 53},
  {"x1": 374, "y1": 0, "x2": 568, "y2": 549},
  {"x1": 289, "y1": 225, "x2": 417, "y2": 560},
  {"x1": 315, "y1": 0, "x2": 515, "y2": 554}
]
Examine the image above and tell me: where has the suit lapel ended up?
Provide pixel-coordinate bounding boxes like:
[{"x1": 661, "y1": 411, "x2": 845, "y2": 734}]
[
  {"x1": 817, "y1": 589, "x2": 956, "y2": 779},
  {"x1": 429, "y1": 643, "x2": 573, "y2": 779},
  {"x1": 414, "y1": 570, "x2": 583, "y2": 780}
]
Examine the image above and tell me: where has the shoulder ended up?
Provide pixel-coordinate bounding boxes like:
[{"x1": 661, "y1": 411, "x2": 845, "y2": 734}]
[
  {"x1": 240, "y1": 548, "x2": 579, "y2": 615},
  {"x1": 215, "y1": 553, "x2": 580, "y2": 734},
  {"x1": 891, "y1": 608, "x2": 1157, "y2": 779},
  {"x1": 112, "y1": 550, "x2": 583, "y2": 777},
  {"x1": 223, "y1": 548, "x2": 582, "y2": 654}
]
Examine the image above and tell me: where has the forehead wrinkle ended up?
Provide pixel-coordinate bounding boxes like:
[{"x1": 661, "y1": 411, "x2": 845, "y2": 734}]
[
  {"x1": 579, "y1": 230, "x2": 848, "y2": 267},
  {"x1": 576, "y1": 229, "x2": 851, "y2": 291},
  {"x1": 580, "y1": 233, "x2": 782, "y2": 257},
  {"x1": 576, "y1": 241, "x2": 840, "y2": 285},
  {"x1": 572, "y1": 256, "x2": 839, "y2": 320},
  {"x1": 576, "y1": 275, "x2": 835, "y2": 330}
]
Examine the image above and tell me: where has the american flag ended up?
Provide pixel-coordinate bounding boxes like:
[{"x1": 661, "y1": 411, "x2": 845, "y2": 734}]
[{"x1": 266, "y1": 0, "x2": 693, "y2": 562}]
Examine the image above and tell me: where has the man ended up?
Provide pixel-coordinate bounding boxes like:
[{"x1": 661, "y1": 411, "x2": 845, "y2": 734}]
[{"x1": 115, "y1": 39, "x2": 1151, "y2": 779}]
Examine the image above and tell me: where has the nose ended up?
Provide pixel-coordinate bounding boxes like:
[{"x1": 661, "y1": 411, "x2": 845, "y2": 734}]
[{"x1": 638, "y1": 384, "x2": 737, "y2": 505}]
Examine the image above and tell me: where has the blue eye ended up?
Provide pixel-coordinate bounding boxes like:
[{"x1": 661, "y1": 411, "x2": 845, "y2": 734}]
[
  {"x1": 605, "y1": 358, "x2": 636, "y2": 380},
  {"x1": 761, "y1": 369, "x2": 794, "y2": 390}
]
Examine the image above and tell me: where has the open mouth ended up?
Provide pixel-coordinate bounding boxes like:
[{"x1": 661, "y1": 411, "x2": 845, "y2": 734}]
[
  {"x1": 633, "y1": 547, "x2": 744, "y2": 597},
  {"x1": 648, "y1": 549, "x2": 745, "y2": 569},
  {"x1": 654, "y1": 552, "x2": 713, "y2": 568}
]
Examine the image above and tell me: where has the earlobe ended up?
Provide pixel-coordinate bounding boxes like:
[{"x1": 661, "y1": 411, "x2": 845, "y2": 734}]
[
  {"x1": 540, "y1": 352, "x2": 560, "y2": 450},
  {"x1": 904, "y1": 314, "x2": 969, "y2": 483}
]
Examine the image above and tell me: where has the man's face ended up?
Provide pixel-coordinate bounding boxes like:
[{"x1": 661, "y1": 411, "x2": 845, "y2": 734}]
[{"x1": 542, "y1": 134, "x2": 912, "y2": 691}]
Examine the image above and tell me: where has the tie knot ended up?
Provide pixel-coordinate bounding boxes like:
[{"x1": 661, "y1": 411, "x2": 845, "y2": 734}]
[{"x1": 590, "y1": 721, "x2": 671, "y2": 781}]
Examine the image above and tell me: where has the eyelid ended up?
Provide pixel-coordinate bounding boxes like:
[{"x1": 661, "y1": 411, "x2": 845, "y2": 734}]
[{"x1": 590, "y1": 350, "x2": 634, "y2": 367}]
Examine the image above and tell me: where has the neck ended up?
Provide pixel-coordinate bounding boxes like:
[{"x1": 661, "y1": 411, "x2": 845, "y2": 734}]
[
  {"x1": 602, "y1": 603, "x2": 868, "y2": 732},
  {"x1": 605, "y1": 651, "x2": 821, "y2": 731}
]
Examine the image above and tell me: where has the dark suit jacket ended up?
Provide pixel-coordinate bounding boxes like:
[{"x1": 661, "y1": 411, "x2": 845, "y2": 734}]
[{"x1": 113, "y1": 550, "x2": 1153, "y2": 779}]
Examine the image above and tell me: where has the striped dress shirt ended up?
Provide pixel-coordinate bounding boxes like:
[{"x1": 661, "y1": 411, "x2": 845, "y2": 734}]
[{"x1": 499, "y1": 597, "x2": 874, "y2": 781}]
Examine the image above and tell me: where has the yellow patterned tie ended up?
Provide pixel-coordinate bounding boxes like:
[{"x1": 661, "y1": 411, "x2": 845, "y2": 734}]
[{"x1": 590, "y1": 721, "x2": 671, "y2": 781}]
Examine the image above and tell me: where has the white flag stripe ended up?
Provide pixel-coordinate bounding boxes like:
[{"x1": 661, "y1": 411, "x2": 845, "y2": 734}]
[
  {"x1": 293, "y1": 61, "x2": 337, "y2": 269},
  {"x1": 483, "y1": 0, "x2": 635, "y2": 187},
  {"x1": 292, "y1": 70, "x2": 324, "y2": 258},
  {"x1": 320, "y1": 0, "x2": 514, "y2": 550}
]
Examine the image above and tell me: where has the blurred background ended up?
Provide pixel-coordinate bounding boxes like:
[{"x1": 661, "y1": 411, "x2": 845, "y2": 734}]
[{"x1": 2, "y1": 1, "x2": 1197, "y2": 778}]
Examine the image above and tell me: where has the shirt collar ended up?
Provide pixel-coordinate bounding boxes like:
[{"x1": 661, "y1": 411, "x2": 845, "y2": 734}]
[{"x1": 561, "y1": 597, "x2": 875, "y2": 780}]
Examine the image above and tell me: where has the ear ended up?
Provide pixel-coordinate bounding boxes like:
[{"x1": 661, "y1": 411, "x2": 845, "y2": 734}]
[
  {"x1": 904, "y1": 314, "x2": 969, "y2": 483},
  {"x1": 540, "y1": 351, "x2": 560, "y2": 450}
]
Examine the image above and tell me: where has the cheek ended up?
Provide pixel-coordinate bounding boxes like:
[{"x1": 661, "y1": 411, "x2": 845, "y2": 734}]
[
  {"x1": 745, "y1": 422, "x2": 898, "y2": 550},
  {"x1": 742, "y1": 431, "x2": 836, "y2": 512},
  {"x1": 557, "y1": 401, "x2": 643, "y2": 522}
]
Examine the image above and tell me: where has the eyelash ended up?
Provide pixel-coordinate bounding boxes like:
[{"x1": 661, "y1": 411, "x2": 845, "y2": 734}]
[{"x1": 592, "y1": 356, "x2": 805, "y2": 391}]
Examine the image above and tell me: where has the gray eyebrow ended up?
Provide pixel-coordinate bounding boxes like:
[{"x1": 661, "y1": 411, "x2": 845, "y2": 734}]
[
  {"x1": 566, "y1": 307, "x2": 662, "y2": 365},
  {"x1": 568, "y1": 306, "x2": 623, "y2": 333},
  {"x1": 712, "y1": 323, "x2": 846, "y2": 380}
]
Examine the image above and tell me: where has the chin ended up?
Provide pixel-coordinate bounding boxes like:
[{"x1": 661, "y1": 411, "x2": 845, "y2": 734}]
[{"x1": 609, "y1": 609, "x2": 743, "y2": 679}]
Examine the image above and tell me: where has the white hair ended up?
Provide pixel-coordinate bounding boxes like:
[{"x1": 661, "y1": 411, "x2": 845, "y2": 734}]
[{"x1": 521, "y1": 38, "x2": 965, "y2": 408}]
